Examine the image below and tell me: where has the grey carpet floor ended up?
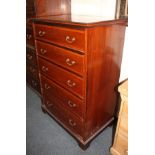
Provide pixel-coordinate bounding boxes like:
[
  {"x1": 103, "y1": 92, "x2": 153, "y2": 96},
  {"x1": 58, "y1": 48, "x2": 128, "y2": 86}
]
[{"x1": 26, "y1": 86, "x2": 113, "y2": 155}]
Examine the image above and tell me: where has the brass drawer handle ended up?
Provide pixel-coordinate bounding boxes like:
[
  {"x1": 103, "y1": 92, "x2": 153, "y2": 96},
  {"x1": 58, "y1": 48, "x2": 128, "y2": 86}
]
[
  {"x1": 44, "y1": 83, "x2": 50, "y2": 90},
  {"x1": 27, "y1": 34, "x2": 32, "y2": 40},
  {"x1": 32, "y1": 80, "x2": 37, "y2": 86},
  {"x1": 66, "y1": 36, "x2": 76, "y2": 44},
  {"x1": 38, "y1": 31, "x2": 45, "y2": 37},
  {"x1": 69, "y1": 119, "x2": 76, "y2": 127},
  {"x1": 66, "y1": 58, "x2": 76, "y2": 66},
  {"x1": 67, "y1": 100, "x2": 76, "y2": 108},
  {"x1": 46, "y1": 100, "x2": 53, "y2": 107},
  {"x1": 67, "y1": 80, "x2": 76, "y2": 87},
  {"x1": 40, "y1": 49, "x2": 47, "y2": 55},
  {"x1": 30, "y1": 66, "x2": 35, "y2": 73},
  {"x1": 27, "y1": 54, "x2": 33, "y2": 60},
  {"x1": 42, "y1": 66, "x2": 48, "y2": 72}
]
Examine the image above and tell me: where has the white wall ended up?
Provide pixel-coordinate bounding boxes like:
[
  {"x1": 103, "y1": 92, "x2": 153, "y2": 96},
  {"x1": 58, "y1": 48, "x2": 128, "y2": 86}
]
[
  {"x1": 71, "y1": 0, "x2": 128, "y2": 82},
  {"x1": 119, "y1": 27, "x2": 128, "y2": 82},
  {"x1": 71, "y1": 0, "x2": 116, "y2": 18}
]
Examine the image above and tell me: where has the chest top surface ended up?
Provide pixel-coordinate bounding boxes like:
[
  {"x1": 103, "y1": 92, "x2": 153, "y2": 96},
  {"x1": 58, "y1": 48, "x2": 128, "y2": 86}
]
[{"x1": 32, "y1": 14, "x2": 127, "y2": 27}]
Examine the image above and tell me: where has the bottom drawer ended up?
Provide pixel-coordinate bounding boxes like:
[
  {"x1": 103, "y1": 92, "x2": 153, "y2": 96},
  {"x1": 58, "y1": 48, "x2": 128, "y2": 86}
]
[
  {"x1": 43, "y1": 96, "x2": 84, "y2": 137},
  {"x1": 26, "y1": 74, "x2": 41, "y2": 94}
]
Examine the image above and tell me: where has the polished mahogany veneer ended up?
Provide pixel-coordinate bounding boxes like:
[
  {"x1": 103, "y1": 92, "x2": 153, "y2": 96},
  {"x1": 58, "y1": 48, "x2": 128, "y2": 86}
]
[
  {"x1": 33, "y1": 14, "x2": 127, "y2": 149},
  {"x1": 41, "y1": 74, "x2": 85, "y2": 119},
  {"x1": 43, "y1": 96, "x2": 84, "y2": 136},
  {"x1": 36, "y1": 40, "x2": 85, "y2": 76},
  {"x1": 34, "y1": 24, "x2": 86, "y2": 52},
  {"x1": 38, "y1": 57, "x2": 85, "y2": 99}
]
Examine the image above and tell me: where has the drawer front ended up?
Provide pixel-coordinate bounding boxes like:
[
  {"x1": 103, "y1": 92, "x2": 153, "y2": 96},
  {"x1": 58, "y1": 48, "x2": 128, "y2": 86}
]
[
  {"x1": 34, "y1": 24, "x2": 85, "y2": 52},
  {"x1": 38, "y1": 58, "x2": 85, "y2": 99},
  {"x1": 26, "y1": 28, "x2": 34, "y2": 46},
  {"x1": 26, "y1": 63, "x2": 39, "y2": 79},
  {"x1": 36, "y1": 40, "x2": 85, "y2": 76},
  {"x1": 40, "y1": 75, "x2": 84, "y2": 119},
  {"x1": 26, "y1": 48, "x2": 37, "y2": 66},
  {"x1": 43, "y1": 96, "x2": 84, "y2": 136},
  {"x1": 26, "y1": 74, "x2": 41, "y2": 93}
]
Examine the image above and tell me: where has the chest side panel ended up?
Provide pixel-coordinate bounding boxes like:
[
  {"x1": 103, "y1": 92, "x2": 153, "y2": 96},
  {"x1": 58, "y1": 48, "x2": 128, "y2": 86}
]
[{"x1": 84, "y1": 25, "x2": 126, "y2": 139}]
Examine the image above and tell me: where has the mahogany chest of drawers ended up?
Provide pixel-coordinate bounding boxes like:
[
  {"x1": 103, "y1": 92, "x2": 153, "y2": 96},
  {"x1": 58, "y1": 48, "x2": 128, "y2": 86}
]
[{"x1": 33, "y1": 15, "x2": 127, "y2": 149}]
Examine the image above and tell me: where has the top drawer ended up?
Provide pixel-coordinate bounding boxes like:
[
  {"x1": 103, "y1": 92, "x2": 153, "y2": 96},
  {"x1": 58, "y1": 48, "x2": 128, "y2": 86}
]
[{"x1": 34, "y1": 24, "x2": 86, "y2": 52}]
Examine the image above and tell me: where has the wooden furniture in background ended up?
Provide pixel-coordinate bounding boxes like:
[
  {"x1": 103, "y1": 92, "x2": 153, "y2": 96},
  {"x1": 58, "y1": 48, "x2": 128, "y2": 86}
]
[
  {"x1": 26, "y1": 0, "x2": 35, "y2": 19},
  {"x1": 34, "y1": 0, "x2": 71, "y2": 17},
  {"x1": 26, "y1": 22, "x2": 41, "y2": 95},
  {"x1": 32, "y1": 14, "x2": 127, "y2": 149},
  {"x1": 26, "y1": 0, "x2": 41, "y2": 95},
  {"x1": 110, "y1": 80, "x2": 128, "y2": 155}
]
